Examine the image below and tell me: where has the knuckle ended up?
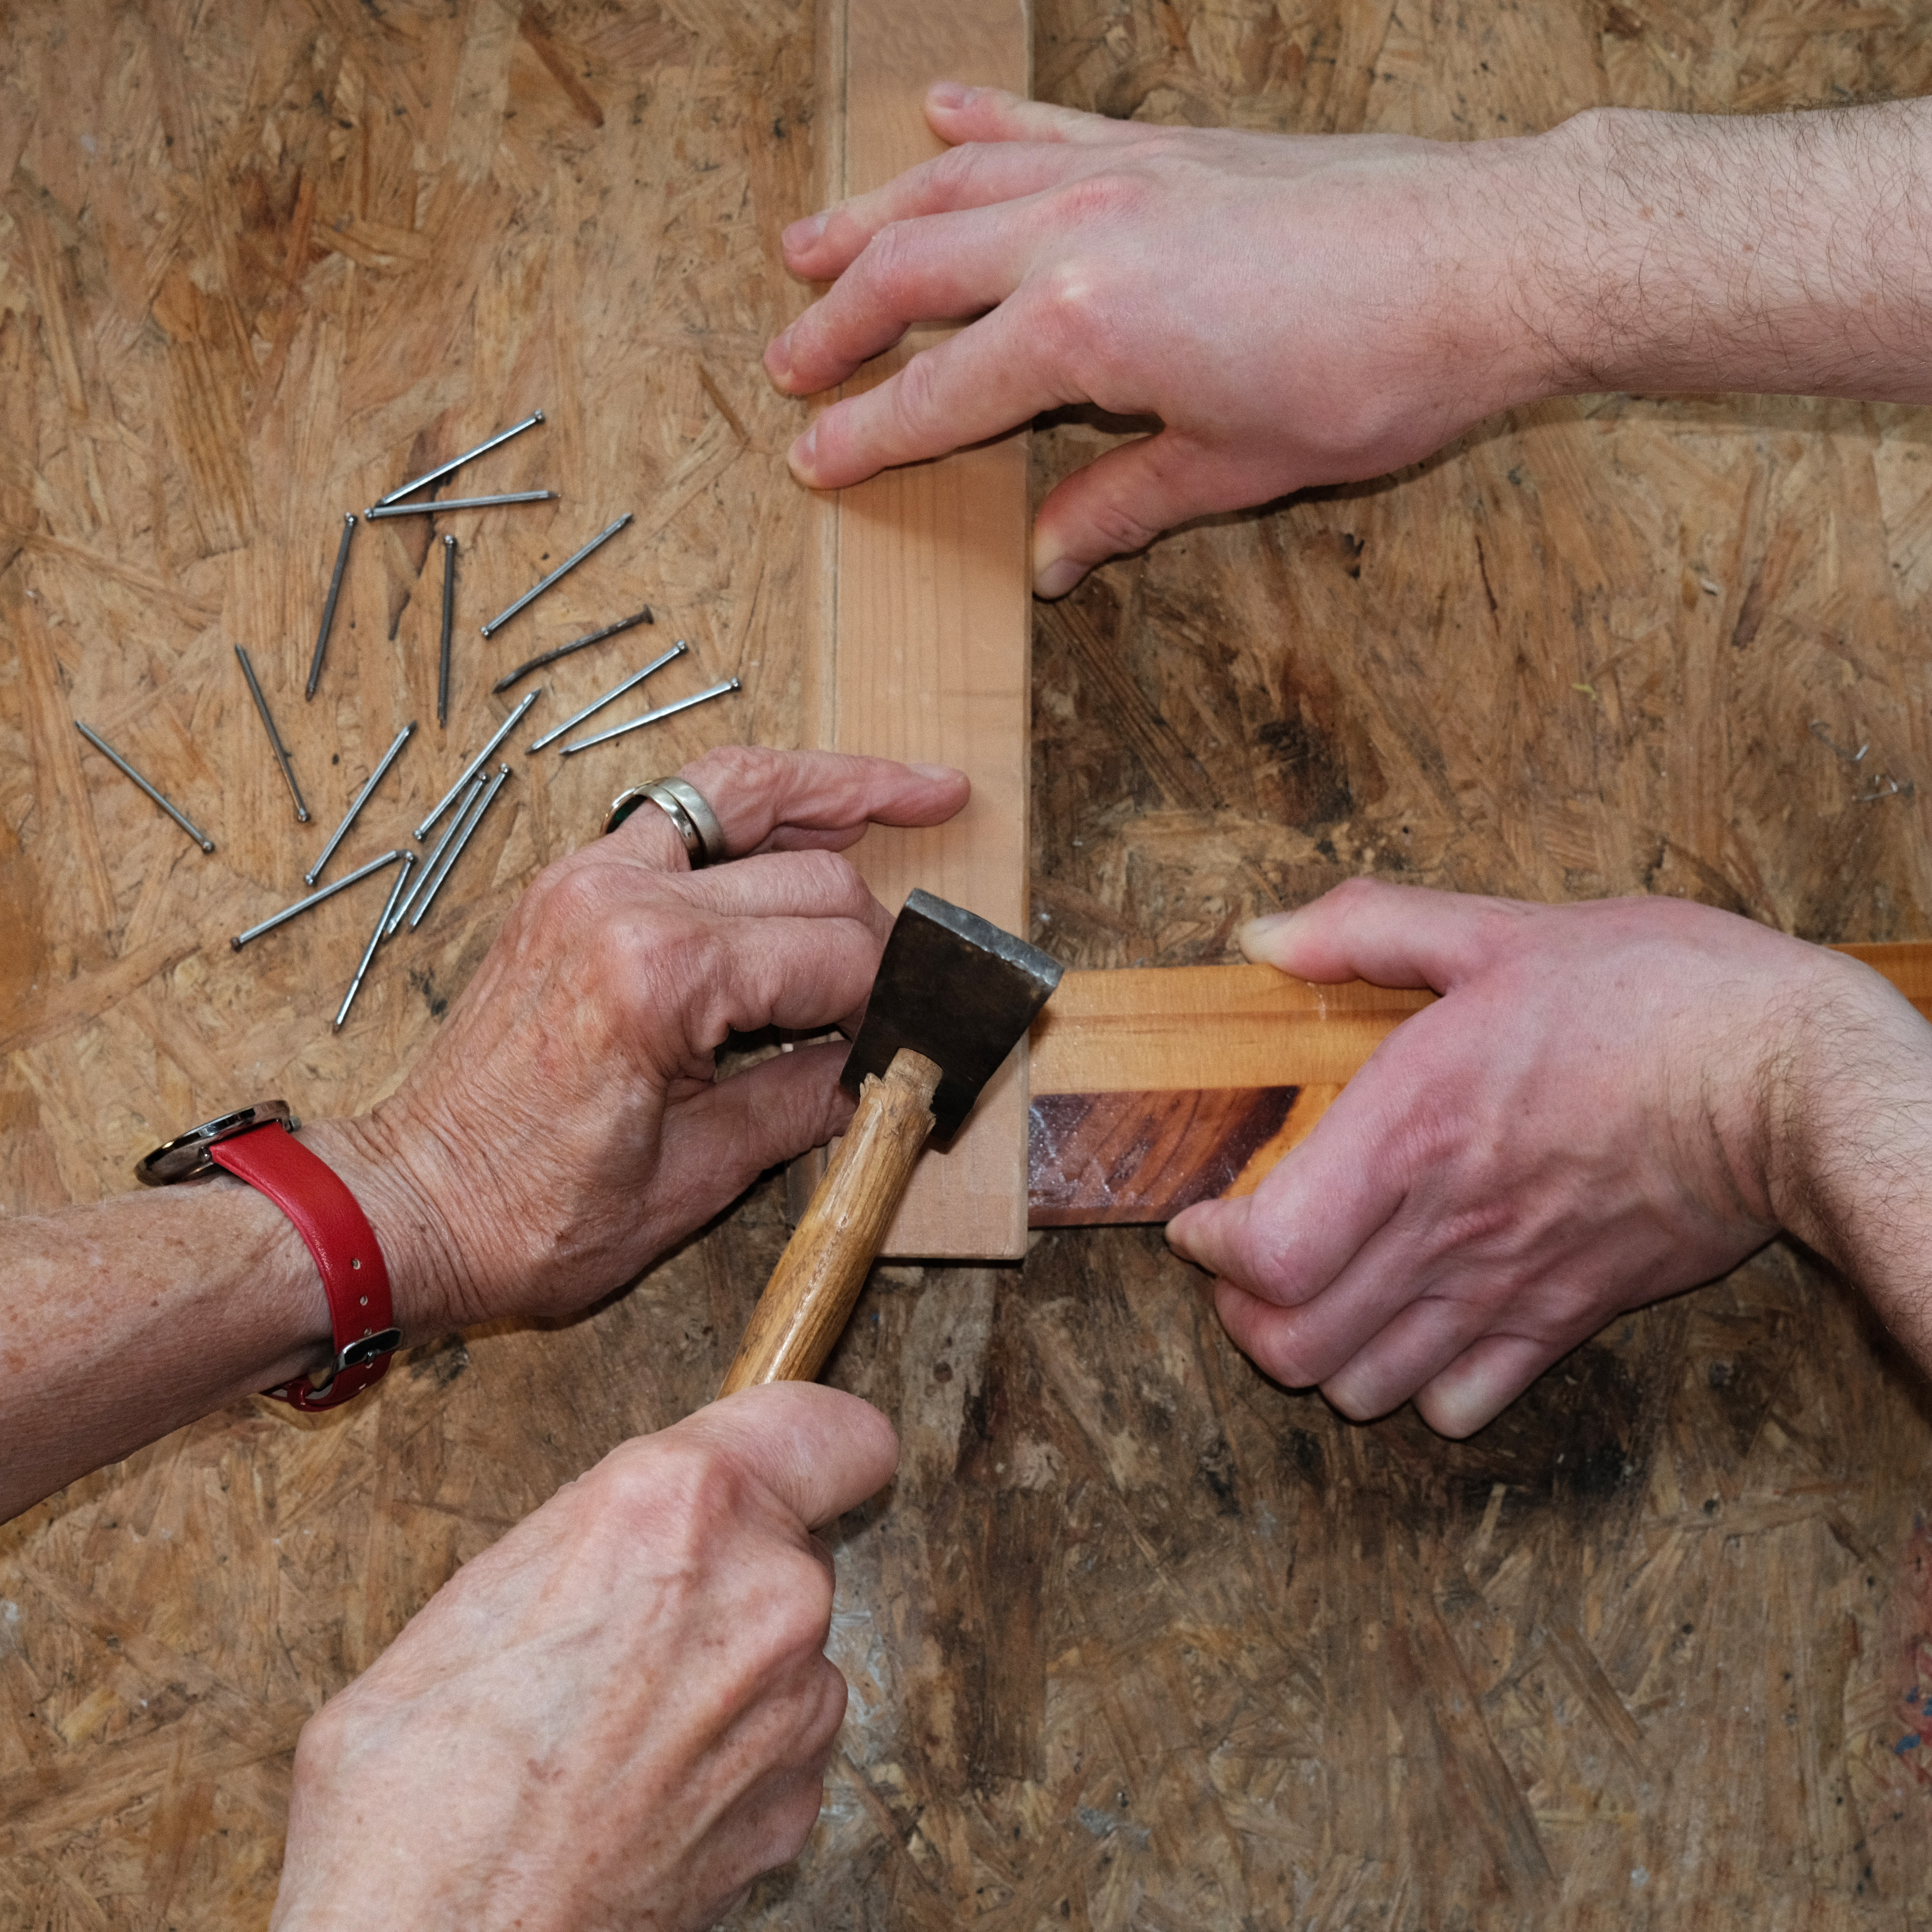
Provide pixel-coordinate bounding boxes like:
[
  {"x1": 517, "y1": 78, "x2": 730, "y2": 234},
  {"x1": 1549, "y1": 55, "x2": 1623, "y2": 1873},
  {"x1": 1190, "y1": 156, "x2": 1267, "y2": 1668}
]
[
  {"x1": 888, "y1": 347, "x2": 944, "y2": 441},
  {"x1": 786, "y1": 844, "x2": 868, "y2": 910},
  {"x1": 1082, "y1": 494, "x2": 1164, "y2": 558},
  {"x1": 1326, "y1": 875, "x2": 1387, "y2": 918},
  {"x1": 682, "y1": 741, "x2": 764, "y2": 801},
  {"x1": 599, "y1": 1437, "x2": 747, "y2": 1551},
  {"x1": 859, "y1": 216, "x2": 919, "y2": 292},
  {"x1": 927, "y1": 142, "x2": 983, "y2": 201},
  {"x1": 1250, "y1": 1320, "x2": 1322, "y2": 1390},
  {"x1": 1047, "y1": 169, "x2": 1149, "y2": 229},
  {"x1": 524, "y1": 850, "x2": 613, "y2": 938},
  {"x1": 757, "y1": 1554, "x2": 837, "y2": 1660}
]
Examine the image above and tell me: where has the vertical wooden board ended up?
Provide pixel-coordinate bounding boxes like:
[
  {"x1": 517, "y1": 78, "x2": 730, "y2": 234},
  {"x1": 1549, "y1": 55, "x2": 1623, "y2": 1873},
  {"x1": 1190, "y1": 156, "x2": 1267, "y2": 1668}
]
[{"x1": 820, "y1": 0, "x2": 1033, "y2": 1259}]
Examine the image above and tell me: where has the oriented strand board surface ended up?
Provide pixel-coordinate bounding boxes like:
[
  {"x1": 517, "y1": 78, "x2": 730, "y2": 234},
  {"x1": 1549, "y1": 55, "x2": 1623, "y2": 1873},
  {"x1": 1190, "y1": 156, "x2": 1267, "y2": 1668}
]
[
  {"x1": 817, "y1": 0, "x2": 1034, "y2": 1259},
  {"x1": 5, "y1": 2, "x2": 1932, "y2": 1928}
]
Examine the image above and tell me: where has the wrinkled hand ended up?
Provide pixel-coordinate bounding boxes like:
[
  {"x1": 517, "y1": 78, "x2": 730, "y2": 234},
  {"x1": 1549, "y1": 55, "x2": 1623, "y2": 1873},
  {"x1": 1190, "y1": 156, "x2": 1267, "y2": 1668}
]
[
  {"x1": 342, "y1": 746, "x2": 968, "y2": 1335},
  {"x1": 767, "y1": 83, "x2": 1556, "y2": 597},
  {"x1": 273, "y1": 1384, "x2": 896, "y2": 1932},
  {"x1": 1165, "y1": 880, "x2": 1879, "y2": 1437}
]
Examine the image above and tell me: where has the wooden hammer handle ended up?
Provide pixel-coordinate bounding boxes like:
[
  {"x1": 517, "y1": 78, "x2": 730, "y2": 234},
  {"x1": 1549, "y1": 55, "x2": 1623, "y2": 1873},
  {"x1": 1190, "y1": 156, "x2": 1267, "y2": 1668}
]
[{"x1": 718, "y1": 1047, "x2": 942, "y2": 1395}]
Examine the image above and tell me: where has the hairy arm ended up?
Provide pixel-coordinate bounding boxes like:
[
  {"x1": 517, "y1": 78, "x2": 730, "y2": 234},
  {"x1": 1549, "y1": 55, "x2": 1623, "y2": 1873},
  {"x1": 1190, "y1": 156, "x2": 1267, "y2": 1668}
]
[
  {"x1": 767, "y1": 87, "x2": 1932, "y2": 595},
  {"x1": 1542, "y1": 99, "x2": 1932, "y2": 402},
  {"x1": 1762, "y1": 954, "x2": 1932, "y2": 1366}
]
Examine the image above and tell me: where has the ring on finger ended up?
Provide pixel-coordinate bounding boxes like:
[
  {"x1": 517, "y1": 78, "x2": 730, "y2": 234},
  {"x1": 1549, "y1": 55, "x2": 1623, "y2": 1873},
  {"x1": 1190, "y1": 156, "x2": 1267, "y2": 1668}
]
[{"x1": 603, "y1": 777, "x2": 729, "y2": 867}]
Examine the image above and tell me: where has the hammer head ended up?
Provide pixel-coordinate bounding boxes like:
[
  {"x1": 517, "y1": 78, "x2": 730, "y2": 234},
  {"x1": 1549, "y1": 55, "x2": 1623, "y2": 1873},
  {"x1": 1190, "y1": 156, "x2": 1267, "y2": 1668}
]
[{"x1": 842, "y1": 889, "x2": 1064, "y2": 1142}]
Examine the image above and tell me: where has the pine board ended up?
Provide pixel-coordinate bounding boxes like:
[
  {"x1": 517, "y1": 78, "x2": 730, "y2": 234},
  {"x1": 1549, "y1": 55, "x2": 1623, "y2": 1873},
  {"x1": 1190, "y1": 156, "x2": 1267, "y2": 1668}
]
[{"x1": 809, "y1": 0, "x2": 1035, "y2": 1260}]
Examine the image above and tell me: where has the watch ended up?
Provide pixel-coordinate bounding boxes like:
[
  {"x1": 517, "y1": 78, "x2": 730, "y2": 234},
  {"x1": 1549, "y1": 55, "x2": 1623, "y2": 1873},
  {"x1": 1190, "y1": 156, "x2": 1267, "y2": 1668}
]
[{"x1": 136, "y1": 1102, "x2": 402, "y2": 1411}]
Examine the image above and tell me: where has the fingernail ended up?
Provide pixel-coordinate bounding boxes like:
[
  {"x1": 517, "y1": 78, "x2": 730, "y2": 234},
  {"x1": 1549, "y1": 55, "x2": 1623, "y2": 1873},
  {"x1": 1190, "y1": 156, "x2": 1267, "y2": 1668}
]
[
  {"x1": 782, "y1": 211, "x2": 828, "y2": 253},
  {"x1": 1237, "y1": 908, "x2": 1308, "y2": 964},
  {"x1": 765, "y1": 329, "x2": 794, "y2": 386},
  {"x1": 1033, "y1": 554, "x2": 1085, "y2": 600},
  {"x1": 927, "y1": 80, "x2": 973, "y2": 109},
  {"x1": 1164, "y1": 1216, "x2": 1202, "y2": 1266},
  {"x1": 909, "y1": 761, "x2": 960, "y2": 782},
  {"x1": 788, "y1": 422, "x2": 820, "y2": 484}
]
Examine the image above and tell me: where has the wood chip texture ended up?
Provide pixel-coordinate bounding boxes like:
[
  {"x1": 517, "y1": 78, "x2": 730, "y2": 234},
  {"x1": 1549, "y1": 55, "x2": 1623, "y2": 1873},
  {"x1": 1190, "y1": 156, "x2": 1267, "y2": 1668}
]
[{"x1": 5, "y1": 0, "x2": 1932, "y2": 1925}]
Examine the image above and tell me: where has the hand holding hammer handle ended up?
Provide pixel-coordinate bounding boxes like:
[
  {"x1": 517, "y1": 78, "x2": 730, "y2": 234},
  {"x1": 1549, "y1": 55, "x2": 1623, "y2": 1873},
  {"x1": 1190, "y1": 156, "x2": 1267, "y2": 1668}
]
[{"x1": 719, "y1": 1049, "x2": 943, "y2": 1393}]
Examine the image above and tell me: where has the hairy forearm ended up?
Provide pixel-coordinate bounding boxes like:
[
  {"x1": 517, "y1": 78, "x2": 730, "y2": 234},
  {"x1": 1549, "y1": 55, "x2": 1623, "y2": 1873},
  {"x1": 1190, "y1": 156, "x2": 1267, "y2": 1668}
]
[
  {"x1": 1525, "y1": 96, "x2": 1932, "y2": 404},
  {"x1": 1762, "y1": 961, "x2": 1932, "y2": 1367},
  {"x1": 0, "y1": 1120, "x2": 445, "y2": 1522}
]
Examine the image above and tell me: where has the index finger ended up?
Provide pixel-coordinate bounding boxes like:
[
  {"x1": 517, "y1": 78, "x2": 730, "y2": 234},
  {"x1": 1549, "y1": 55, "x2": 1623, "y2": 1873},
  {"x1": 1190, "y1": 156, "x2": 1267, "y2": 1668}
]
[
  {"x1": 605, "y1": 746, "x2": 969, "y2": 871},
  {"x1": 682, "y1": 746, "x2": 970, "y2": 856}
]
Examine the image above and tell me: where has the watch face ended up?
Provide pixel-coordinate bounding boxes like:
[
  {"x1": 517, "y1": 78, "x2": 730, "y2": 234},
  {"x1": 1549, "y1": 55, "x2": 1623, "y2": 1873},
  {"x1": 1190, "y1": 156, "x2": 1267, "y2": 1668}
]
[{"x1": 135, "y1": 1100, "x2": 294, "y2": 1186}]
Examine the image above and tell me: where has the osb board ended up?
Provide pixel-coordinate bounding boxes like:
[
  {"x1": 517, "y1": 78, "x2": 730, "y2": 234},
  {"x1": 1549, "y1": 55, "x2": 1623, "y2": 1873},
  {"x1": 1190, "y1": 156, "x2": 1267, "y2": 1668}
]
[
  {"x1": 812, "y1": 0, "x2": 1035, "y2": 1259},
  {"x1": 3, "y1": 3, "x2": 1932, "y2": 1930}
]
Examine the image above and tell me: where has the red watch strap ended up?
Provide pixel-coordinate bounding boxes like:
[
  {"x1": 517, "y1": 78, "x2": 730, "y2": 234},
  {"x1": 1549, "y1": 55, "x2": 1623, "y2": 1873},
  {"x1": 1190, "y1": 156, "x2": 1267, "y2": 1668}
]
[{"x1": 211, "y1": 1123, "x2": 400, "y2": 1411}]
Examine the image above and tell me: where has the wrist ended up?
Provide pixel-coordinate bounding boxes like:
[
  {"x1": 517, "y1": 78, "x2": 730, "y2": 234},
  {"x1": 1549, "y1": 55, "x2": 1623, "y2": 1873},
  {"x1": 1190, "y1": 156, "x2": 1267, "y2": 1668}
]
[
  {"x1": 296, "y1": 1117, "x2": 470, "y2": 1346},
  {"x1": 1525, "y1": 101, "x2": 1932, "y2": 403},
  {"x1": 1753, "y1": 958, "x2": 1932, "y2": 1301}
]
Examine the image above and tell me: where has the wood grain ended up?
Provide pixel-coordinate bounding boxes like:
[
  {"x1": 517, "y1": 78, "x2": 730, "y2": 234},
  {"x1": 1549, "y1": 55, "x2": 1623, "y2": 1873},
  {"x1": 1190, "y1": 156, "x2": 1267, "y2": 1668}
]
[{"x1": 811, "y1": 0, "x2": 1034, "y2": 1261}]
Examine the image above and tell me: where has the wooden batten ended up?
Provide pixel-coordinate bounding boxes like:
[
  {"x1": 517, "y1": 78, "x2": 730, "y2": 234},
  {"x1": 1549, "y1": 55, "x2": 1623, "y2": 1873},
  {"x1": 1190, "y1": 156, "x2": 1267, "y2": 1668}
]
[
  {"x1": 1027, "y1": 947, "x2": 1932, "y2": 1223},
  {"x1": 807, "y1": 0, "x2": 1033, "y2": 1260}
]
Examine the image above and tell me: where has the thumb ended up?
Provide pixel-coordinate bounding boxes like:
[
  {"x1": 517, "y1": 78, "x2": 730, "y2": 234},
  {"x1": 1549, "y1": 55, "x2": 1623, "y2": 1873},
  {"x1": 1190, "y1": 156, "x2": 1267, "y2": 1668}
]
[
  {"x1": 1032, "y1": 433, "x2": 1241, "y2": 598},
  {"x1": 684, "y1": 1383, "x2": 899, "y2": 1530},
  {"x1": 1236, "y1": 878, "x2": 1531, "y2": 992}
]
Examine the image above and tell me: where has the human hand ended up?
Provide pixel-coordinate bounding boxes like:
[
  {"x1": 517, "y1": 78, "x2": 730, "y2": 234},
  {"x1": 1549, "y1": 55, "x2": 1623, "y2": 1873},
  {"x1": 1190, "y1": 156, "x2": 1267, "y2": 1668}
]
[
  {"x1": 272, "y1": 1383, "x2": 896, "y2": 1932},
  {"x1": 766, "y1": 83, "x2": 1559, "y2": 597},
  {"x1": 1164, "y1": 880, "x2": 1889, "y2": 1437},
  {"x1": 317, "y1": 746, "x2": 969, "y2": 1336}
]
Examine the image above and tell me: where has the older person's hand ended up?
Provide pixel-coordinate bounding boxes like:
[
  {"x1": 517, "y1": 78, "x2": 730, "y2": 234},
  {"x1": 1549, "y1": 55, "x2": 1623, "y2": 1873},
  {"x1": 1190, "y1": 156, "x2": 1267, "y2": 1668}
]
[
  {"x1": 273, "y1": 1384, "x2": 896, "y2": 1932},
  {"x1": 323, "y1": 745, "x2": 970, "y2": 1336},
  {"x1": 0, "y1": 747, "x2": 964, "y2": 1520},
  {"x1": 1167, "y1": 881, "x2": 1932, "y2": 1437}
]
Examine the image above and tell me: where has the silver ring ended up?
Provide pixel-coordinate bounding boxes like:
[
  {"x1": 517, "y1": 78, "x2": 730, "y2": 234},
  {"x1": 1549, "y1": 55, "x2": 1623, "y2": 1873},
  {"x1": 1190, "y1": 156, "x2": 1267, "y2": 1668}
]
[{"x1": 602, "y1": 777, "x2": 729, "y2": 867}]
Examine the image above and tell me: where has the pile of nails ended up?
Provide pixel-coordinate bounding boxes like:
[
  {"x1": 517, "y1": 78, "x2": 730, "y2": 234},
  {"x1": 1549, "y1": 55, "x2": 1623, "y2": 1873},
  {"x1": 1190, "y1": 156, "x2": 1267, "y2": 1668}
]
[{"x1": 70, "y1": 410, "x2": 741, "y2": 1033}]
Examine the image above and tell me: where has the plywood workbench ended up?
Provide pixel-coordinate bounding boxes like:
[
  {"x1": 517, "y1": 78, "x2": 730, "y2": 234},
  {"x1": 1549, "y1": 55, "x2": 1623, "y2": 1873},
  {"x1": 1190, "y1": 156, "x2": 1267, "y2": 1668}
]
[{"x1": 5, "y1": 1, "x2": 1932, "y2": 1924}]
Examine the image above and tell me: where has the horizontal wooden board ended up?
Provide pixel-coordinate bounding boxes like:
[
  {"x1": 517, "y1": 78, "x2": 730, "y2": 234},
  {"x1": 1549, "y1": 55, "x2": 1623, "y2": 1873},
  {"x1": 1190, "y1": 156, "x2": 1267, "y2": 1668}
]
[{"x1": 1028, "y1": 945, "x2": 1932, "y2": 1221}]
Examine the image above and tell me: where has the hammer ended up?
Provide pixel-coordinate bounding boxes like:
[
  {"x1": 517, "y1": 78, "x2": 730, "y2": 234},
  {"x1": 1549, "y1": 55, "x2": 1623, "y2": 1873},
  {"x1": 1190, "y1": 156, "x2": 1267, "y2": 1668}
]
[{"x1": 719, "y1": 889, "x2": 1063, "y2": 1393}]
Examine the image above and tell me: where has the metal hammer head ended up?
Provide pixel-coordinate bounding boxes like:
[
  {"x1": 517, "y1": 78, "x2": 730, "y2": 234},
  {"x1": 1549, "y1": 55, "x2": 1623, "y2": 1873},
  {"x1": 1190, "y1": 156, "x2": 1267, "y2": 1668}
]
[{"x1": 842, "y1": 889, "x2": 1064, "y2": 1142}]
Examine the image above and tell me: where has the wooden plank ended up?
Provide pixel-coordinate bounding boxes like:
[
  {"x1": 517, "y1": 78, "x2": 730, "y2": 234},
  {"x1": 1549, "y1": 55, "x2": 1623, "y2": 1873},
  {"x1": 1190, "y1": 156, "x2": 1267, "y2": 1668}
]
[
  {"x1": 812, "y1": 0, "x2": 1033, "y2": 1260},
  {"x1": 1027, "y1": 944, "x2": 1932, "y2": 1222}
]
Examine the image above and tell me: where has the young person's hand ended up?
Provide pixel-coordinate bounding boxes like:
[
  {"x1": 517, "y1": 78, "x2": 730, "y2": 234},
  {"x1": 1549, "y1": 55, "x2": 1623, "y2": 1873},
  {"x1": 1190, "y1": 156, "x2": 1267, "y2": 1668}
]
[
  {"x1": 769, "y1": 86, "x2": 1932, "y2": 597},
  {"x1": 1168, "y1": 881, "x2": 1932, "y2": 1437}
]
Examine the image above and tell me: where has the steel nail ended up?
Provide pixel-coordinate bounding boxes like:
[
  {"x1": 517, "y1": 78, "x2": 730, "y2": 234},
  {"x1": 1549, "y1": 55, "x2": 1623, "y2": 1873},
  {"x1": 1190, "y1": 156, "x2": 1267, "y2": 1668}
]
[
  {"x1": 375, "y1": 411, "x2": 546, "y2": 509},
  {"x1": 527, "y1": 643, "x2": 688, "y2": 753},
  {"x1": 73, "y1": 721, "x2": 217, "y2": 852},
  {"x1": 409, "y1": 764, "x2": 511, "y2": 931},
  {"x1": 235, "y1": 645, "x2": 309, "y2": 822},
  {"x1": 556, "y1": 678, "x2": 742, "y2": 758},
  {"x1": 479, "y1": 514, "x2": 633, "y2": 638},
  {"x1": 305, "y1": 722, "x2": 417, "y2": 886},
  {"x1": 413, "y1": 690, "x2": 539, "y2": 840},
  {"x1": 307, "y1": 513, "x2": 357, "y2": 700},
  {"x1": 438, "y1": 535, "x2": 457, "y2": 729},
  {"x1": 493, "y1": 608, "x2": 654, "y2": 694},
  {"x1": 365, "y1": 490, "x2": 556, "y2": 519},
  {"x1": 390, "y1": 776, "x2": 482, "y2": 933},
  {"x1": 232, "y1": 848, "x2": 406, "y2": 950},
  {"x1": 335, "y1": 856, "x2": 417, "y2": 1031}
]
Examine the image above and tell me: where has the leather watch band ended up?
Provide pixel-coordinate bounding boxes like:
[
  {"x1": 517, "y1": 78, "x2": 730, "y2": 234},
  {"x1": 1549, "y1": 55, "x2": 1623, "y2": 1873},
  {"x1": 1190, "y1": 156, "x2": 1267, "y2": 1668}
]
[{"x1": 211, "y1": 1122, "x2": 402, "y2": 1411}]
